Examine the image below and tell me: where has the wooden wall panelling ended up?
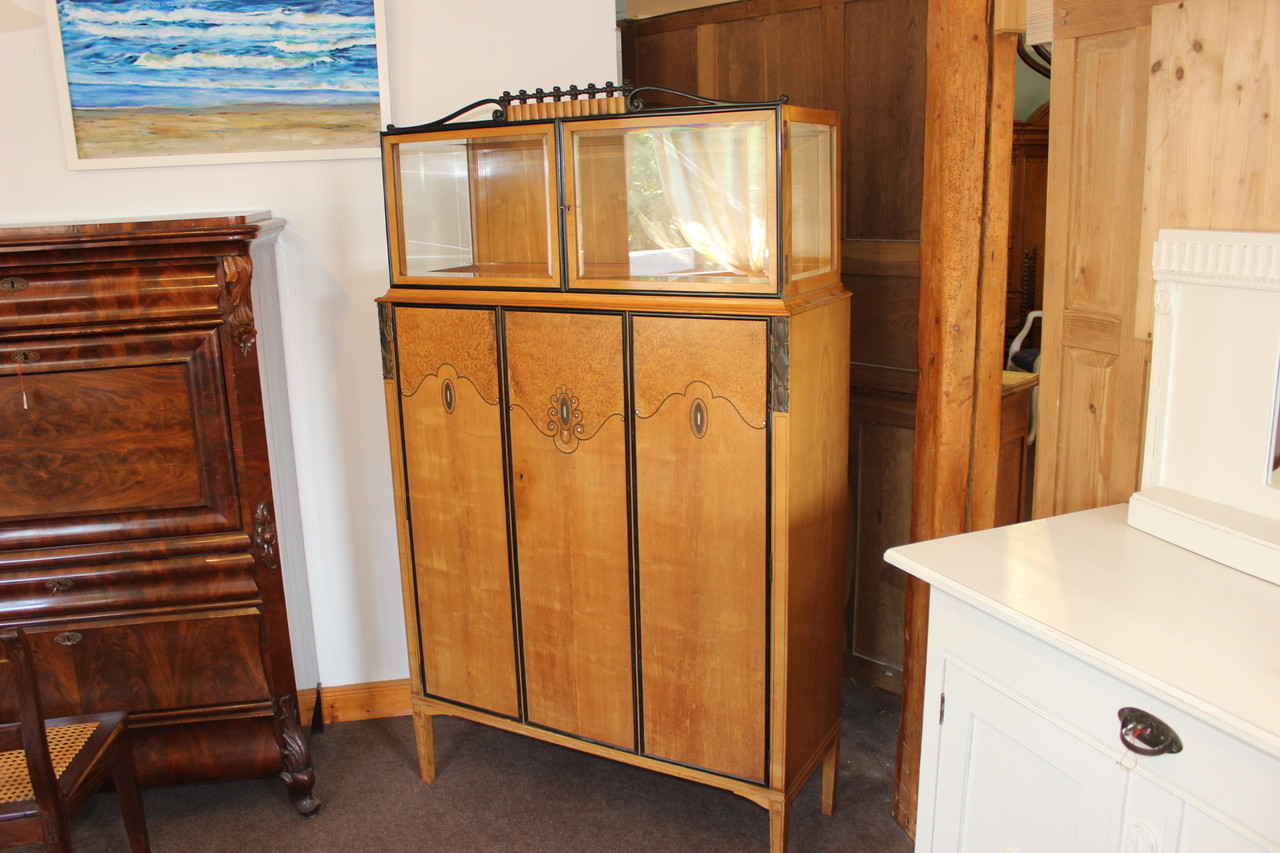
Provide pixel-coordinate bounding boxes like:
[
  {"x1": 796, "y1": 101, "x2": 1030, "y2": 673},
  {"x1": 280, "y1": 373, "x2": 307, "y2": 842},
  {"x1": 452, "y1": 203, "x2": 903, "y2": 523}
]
[
  {"x1": 839, "y1": 0, "x2": 927, "y2": 701},
  {"x1": 842, "y1": 0, "x2": 928, "y2": 241},
  {"x1": 1139, "y1": 0, "x2": 1280, "y2": 339},
  {"x1": 844, "y1": 418, "x2": 913, "y2": 692},
  {"x1": 1036, "y1": 0, "x2": 1280, "y2": 521},
  {"x1": 843, "y1": 269, "x2": 917, "y2": 690},
  {"x1": 1033, "y1": 25, "x2": 1152, "y2": 518},
  {"x1": 1052, "y1": 0, "x2": 1158, "y2": 41}
]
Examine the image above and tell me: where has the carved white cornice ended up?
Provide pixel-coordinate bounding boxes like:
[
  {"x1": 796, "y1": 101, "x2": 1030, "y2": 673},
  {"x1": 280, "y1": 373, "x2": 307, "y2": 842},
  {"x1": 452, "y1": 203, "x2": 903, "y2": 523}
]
[{"x1": 1152, "y1": 229, "x2": 1280, "y2": 293}]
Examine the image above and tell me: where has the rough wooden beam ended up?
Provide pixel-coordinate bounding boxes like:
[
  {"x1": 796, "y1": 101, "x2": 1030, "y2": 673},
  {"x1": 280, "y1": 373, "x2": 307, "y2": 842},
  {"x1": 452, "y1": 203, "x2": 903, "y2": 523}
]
[{"x1": 895, "y1": 0, "x2": 1008, "y2": 834}]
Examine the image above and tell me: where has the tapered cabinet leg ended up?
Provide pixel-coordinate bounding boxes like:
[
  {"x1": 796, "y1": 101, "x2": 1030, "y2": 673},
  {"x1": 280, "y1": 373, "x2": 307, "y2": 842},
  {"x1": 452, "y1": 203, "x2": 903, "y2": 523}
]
[
  {"x1": 769, "y1": 798, "x2": 789, "y2": 853},
  {"x1": 413, "y1": 706, "x2": 437, "y2": 783},
  {"x1": 821, "y1": 734, "x2": 840, "y2": 816}
]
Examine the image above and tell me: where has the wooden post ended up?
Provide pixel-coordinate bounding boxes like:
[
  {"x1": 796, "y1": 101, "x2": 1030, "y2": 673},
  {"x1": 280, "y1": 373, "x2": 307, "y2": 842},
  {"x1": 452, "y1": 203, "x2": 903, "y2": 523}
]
[{"x1": 894, "y1": 0, "x2": 1012, "y2": 834}]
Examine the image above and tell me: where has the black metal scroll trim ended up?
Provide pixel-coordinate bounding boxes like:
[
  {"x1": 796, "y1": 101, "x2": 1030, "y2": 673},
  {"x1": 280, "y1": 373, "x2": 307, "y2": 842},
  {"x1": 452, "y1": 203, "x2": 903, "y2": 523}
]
[{"x1": 385, "y1": 82, "x2": 790, "y2": 134}]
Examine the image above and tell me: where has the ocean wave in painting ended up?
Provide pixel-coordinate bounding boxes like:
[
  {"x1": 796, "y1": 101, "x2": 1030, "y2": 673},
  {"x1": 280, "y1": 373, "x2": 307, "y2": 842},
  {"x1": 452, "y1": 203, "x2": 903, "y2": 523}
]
[{"x1": 56, "y1": 0, "x2": 381, "y2": 109}]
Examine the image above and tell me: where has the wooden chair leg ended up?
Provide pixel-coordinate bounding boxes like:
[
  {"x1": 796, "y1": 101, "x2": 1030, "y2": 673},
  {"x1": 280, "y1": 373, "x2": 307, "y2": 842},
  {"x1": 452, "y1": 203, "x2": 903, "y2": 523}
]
[{"x1": 111, "y1": 740, "x2": 151, "y2": 853}]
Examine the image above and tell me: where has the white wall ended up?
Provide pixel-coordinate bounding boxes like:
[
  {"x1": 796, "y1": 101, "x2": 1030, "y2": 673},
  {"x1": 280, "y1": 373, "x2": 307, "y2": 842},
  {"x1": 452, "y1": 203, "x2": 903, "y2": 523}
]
[{"x1": 0, "y1": 0, "x2": 619, "y2": 690}]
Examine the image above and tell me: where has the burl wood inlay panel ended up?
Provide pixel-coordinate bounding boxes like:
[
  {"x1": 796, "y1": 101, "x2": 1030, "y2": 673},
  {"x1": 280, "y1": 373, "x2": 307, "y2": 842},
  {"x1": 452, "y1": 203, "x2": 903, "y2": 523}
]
[
  {"x1": 504, "y1": 311, "x2": 626, "y2": 447},
  {"x1": 632, "y1": 316, "x2": 769, "y2": 425},
  {"x1": 394, "y1": 307, "x2": 500, "y2": 404}
]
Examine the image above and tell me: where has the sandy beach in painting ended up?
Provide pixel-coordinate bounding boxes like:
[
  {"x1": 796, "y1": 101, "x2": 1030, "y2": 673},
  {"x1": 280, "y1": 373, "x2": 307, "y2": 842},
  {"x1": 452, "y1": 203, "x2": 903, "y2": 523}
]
[{"x1": 71, "y1": 102, "x2": 381, "y2": 159}]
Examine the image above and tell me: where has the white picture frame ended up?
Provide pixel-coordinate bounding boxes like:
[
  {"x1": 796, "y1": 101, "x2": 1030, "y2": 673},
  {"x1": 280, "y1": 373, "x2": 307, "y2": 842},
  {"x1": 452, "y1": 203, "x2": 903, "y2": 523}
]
[
  {"x1": 44, "y1": 0, "x2": 390, "y2": 169},
  {"x1": 1128, "y1": 229, "x2": 1280, "y2": 586}
]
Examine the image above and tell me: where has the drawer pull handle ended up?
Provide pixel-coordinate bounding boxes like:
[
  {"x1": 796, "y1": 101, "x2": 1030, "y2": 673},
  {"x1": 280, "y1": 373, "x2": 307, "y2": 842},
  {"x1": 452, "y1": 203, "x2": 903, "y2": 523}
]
[
  {"x1": 1118, "y1": 707, "x2": 1182, "y2": 756},
  {"x1": 0, "y1": 277, "x2": 29, "y2": 292},
  {"x1": 54, "y1": 631, "x2": 83, "y2": 646},
  {"x1": 44, "y1": 578, "x2": 75, "y2": 593}
]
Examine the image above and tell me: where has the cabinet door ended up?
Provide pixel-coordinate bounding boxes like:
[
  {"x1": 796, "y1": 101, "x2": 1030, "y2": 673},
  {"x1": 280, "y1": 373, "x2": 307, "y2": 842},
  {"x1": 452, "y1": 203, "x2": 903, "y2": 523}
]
[
  {"x1": 632, "y1": 315, "x2": 768, "y2": 781},
  {"x1": 505, "y1": 310, "x2": 633, "y2": 748},
  {"x1": 931, "y1": 661, "x2": 1125, "y2": 852},
  {"x1": 0, "y1": 329, "x2": 240, "y2": 549},
  {"x1": 394, "y1": 307, "x2": 518, "y2": 718}
]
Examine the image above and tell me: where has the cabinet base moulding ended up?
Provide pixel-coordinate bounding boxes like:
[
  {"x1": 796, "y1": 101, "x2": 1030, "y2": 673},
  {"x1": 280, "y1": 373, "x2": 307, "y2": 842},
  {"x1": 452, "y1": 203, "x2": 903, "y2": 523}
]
[{"x1": 409, "y1": 694, "x2": 840, "y2": 853}]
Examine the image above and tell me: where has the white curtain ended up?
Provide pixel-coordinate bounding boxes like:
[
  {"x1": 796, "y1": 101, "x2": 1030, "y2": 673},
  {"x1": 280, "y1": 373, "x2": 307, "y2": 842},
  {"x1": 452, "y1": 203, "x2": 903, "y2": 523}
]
[{"x1": 651, "y1": 123, "x2": 768, "y2": 277}]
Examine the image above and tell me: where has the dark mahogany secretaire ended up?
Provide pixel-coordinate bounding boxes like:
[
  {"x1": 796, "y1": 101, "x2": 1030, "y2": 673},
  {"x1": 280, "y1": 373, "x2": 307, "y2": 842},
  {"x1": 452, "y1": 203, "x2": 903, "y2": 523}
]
[{"x1": 0, "y1": 213, "x2": 317, "y2": 814}]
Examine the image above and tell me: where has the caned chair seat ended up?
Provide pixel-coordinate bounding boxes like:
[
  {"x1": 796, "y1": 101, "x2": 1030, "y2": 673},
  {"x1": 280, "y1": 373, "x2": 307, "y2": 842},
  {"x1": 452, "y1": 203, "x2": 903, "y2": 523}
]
[
  {"x1": 0, "y1": 629, "x2": 150, "y2": 853},
  {"x1": 0, "y1": 721, "x2": 98, "y2": 803}
]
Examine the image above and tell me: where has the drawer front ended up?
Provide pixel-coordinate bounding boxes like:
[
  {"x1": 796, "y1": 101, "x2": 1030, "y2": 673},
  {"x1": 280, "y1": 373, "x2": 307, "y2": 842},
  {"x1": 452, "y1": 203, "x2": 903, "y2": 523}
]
[
  {"x1": 0, "y1": 551, "x2": 259, "y2": 622},
  {"x1": 933, "y1": 593, "x2": 1280, "y2": 850},
  {"x1": 0, "y1": 262, "x2": 222, "y2": 333},
  {"x1": 0, "y1": 609, "x2": 271, "y2": 719}
]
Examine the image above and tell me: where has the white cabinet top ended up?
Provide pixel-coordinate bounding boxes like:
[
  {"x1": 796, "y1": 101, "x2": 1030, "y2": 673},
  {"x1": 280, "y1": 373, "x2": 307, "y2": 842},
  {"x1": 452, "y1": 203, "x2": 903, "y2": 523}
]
[{"x1": 885, "y1": 504, "x2": 1280, "y2": 756}]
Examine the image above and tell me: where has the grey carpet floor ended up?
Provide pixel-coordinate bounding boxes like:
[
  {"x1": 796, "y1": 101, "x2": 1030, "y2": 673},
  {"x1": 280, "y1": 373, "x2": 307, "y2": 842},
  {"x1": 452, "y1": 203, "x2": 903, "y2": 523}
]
[{"x1": 19, "y1": 680, "x2": 912, "y2": 852}]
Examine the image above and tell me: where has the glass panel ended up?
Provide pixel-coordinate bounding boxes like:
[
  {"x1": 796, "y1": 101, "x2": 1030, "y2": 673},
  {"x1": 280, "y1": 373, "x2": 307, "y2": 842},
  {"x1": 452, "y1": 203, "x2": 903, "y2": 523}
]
[
  {"x1": 789, "y1": 122, "x2": 834, "y2": 279},
  {"x1": 571, "y1": 120, "x2": 772, "y2": 286},
  {"x1": 393, "y1": 132, "x2": 553, "y2": 281}
]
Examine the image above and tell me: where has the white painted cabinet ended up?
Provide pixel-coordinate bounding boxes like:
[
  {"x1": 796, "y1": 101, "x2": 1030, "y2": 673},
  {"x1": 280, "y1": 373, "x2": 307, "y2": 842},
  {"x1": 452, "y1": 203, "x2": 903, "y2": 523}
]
[{"x1": 887, "y1": 505, "x2": 1280, "y2": 853}]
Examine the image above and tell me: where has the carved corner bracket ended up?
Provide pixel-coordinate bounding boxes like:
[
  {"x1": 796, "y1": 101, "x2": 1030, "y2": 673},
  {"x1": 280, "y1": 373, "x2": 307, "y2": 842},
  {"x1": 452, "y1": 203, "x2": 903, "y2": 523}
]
[{"x1": 222, "y1": 255, "x2": 257, "y2": 356}]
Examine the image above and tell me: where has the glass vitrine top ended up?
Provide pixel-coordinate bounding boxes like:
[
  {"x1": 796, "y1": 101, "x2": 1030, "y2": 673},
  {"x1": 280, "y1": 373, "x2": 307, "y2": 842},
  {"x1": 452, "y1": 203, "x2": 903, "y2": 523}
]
[{"x1": 382, "y1": 85, "x2": 838, "y2": 295}]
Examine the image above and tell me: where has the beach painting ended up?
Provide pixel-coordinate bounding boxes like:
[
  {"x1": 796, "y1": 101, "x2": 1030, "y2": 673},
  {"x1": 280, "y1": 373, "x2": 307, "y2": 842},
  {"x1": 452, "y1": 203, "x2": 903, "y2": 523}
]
[{"x1": 47, "y1": 0, "x2": 388, "y2": 167}]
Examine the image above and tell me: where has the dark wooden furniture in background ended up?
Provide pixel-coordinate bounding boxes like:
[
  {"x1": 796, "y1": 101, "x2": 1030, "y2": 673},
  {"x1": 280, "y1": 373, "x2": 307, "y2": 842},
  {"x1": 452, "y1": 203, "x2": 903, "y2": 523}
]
[
  {"x1": 0, "y1": 215, "x2": 317, "y2": 815},
  {"x1": 1006, "y1": 110, "x2": 1049, "y2": 347},
  {"x1": 0, "y1": 626, "x2": 150, "y2": 852},
  {"x1": 621, "y1": 0, "x2": 929, "y2": 695},
  {"x1": 996, "y1": 371, "x2": 1038, "y2": 527}
]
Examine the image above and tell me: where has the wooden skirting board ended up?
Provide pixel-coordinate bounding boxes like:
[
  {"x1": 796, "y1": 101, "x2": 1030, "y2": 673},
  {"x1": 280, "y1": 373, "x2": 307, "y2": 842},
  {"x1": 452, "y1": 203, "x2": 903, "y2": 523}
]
[{"x1": 304, "y1": 679, "x2": 413, "y2": 725}]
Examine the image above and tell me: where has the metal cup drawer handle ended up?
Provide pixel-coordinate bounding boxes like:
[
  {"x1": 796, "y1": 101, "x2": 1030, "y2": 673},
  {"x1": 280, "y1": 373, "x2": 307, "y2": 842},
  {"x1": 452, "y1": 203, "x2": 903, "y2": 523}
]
[
  {"x1": 54, "y1": 631, "x2": 83, "y2": 646},
  {"x1": 1118, "y1": 706, "x2": 1183, "y2": 756}
]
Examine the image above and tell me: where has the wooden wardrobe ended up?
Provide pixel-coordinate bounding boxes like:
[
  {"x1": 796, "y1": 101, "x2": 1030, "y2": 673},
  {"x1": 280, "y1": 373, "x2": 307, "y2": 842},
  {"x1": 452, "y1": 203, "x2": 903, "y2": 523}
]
[{"x1": 378, "y1": 87, "x2": 849, "y2": 852}]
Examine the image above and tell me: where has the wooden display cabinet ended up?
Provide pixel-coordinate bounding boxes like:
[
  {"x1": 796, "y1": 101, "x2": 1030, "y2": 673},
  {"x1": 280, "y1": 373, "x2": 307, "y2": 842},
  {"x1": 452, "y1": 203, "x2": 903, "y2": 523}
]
[
  {"x1": 0, "y1": 214, "x2": 317, "y2": 814},
  {"x1": 378, "y1": 85, "x2": 848, "y2": 852}
]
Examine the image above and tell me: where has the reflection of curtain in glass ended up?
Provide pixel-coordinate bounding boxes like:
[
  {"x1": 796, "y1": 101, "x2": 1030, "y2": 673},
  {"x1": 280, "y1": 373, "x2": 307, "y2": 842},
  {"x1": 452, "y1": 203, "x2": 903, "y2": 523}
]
[{"x1": 652, "y1": 125, "x2": 766, "y2": 276}]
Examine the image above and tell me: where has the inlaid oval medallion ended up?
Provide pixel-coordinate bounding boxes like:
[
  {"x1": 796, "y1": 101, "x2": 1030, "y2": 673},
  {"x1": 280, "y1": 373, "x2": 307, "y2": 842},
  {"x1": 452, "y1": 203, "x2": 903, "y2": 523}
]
[
  {"x1": 441, "y1": 378, "x2": 455, "y2": 413},
  {"x1": 690, "y1": 398, "x2": 708, "y2": 439}
]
